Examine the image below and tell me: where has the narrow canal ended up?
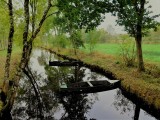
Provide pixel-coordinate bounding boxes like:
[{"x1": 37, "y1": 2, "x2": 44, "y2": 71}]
[{"x1": 11, "y1": 49, "x2": 158, "y2": 120}]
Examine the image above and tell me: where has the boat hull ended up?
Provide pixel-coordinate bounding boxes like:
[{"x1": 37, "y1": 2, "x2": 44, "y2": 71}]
[{"x1": 58, "y1": 80, "x2": 120, "y2": 94}]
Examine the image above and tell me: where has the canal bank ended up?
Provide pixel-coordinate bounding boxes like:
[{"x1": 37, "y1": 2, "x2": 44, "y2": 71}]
[
  {"x1": 10, "y1": 49, "x2": 160, "y2": 119},
  {"x1": 44, "y1": 47, "x2": 160, "y2": 117},
  {"x1": 0, "y1": 48, "x2": 160, "y2": 119}
]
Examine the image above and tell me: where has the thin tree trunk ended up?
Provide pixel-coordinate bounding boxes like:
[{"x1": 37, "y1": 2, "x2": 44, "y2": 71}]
[{"x1": 2, "y1": 0, "x2": 14, "y2": 96}]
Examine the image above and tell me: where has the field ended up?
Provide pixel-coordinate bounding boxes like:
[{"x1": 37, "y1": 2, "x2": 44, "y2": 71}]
[{"x1": 83, "y1": 43, "x2": 160, "y2": 63}]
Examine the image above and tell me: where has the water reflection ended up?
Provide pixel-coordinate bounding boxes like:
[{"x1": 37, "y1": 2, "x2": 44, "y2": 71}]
[
  {"x1": 113, "y1": 90, "x2": 134, "y2": 115},
  {"x1": 10, "y1": 49, "x2": 159, "y2": 120},
  {"x1": 43, "y1": 53, "x2": 97, "y2": 119},
  {"x1": 11, "y1": 50, "x2": 99, "y2": 120},
  {"x1": 12, "y1": 68, "x2": 57, "y2": 120},
  {"x1": 113, "y1": 89, "x2": 158, "y2": 120},
  {"x1": 57, "y1": 93, "x2": 94, "y2": 120}
]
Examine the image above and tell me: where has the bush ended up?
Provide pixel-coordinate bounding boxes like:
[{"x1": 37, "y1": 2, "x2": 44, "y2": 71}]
[{"x1": 119, "y1": 35, "x2": 136, "y2": 67}]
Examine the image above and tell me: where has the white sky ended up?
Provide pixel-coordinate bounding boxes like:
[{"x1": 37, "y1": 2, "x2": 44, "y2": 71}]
[{"x1": 98, "y1": 0, "x2": 160, "y2": 34}]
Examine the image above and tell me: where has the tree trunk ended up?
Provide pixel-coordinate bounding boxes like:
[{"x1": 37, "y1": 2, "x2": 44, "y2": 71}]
[
  {"x1": 133, "y1": 0, "x2": 145, "y2": 72},
  {"x1": 135, "y1": 35, "x2": 145, "y2": 71},
  {"x1": 2, "y1": 0, "x2": 14, "y2": 97}
]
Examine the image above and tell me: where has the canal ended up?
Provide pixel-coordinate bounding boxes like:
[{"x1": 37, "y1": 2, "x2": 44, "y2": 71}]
[{"x1": 11, "y1": 49, "x2": 158, "y2": 120}]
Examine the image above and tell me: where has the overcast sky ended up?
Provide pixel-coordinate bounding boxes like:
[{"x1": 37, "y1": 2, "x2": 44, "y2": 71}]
[{"x1": 98, "y1": 0, "x2": 160, "y2": 34}]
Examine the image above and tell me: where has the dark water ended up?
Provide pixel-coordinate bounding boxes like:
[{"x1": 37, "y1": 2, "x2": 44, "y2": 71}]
[{"x1": 11, "y1": 49, "x2": 158, "y2": 120}]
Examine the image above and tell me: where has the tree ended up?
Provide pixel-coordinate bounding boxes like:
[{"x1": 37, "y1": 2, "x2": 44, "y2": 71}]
[
  {"x1": 107, "y1": 0, "x2": 160, "y2": 71},
  {"x1": 57, "y1": 0, "x2": 107, "y2": 31},
  {"x1": 2, "y1": 0, "x2": 15, "y2": 103},
  {"x1": 1, "y1": 0, "x2": 57, "y2": 114},
  {"x1": 53, "y1": 0, "x2": 107, "y2": 54},
  {"x1": 85, "y1": 29, "x2": 102, "y2": 53},
  {"x1": 1, "y1": 0, "x2": 108, "y2": 115}
]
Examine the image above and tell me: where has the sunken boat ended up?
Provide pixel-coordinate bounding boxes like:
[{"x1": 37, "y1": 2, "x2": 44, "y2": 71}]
[{"x1": 58, "y1": 80, "x2": 120, "y2": 94}]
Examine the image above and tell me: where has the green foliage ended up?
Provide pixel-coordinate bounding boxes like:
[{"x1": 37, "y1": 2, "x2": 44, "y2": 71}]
[
  {"x1": 95, "y1": 29, "x2": 109, "y2": 43},
  {"x1": 143, "y1": 25, "x2": 160, "y2": 43},
  {"x1": 106, "y1": 0, "x2": 160, "y2": 71},
  {"x1": 69, "y1": 30, "x2": 84, "y2": 55},
  {"x1": 83, "y1": 29, "x2": 103, "y2": 53},
  {"x1": 57, "y1": 0, "x2": 106, "y2": 31},
  {"x1": 119, "y1": 35, "x2": 136, "y2": 66},
  {"x1": 70, "y1": 30, "x2": 84, "y2": 48},
  {"x1": 53, "y1": 0, "x2": 109, "y2": 54},
  {"x1": 52, "y1": 34, "x2": 69, "y2": 49},
  {"x1": 52, "y1": 13, "x2": 69, "y2": 34},
  {"x1": 107, "y1": 0, "x2": 160, "y2": 37}
]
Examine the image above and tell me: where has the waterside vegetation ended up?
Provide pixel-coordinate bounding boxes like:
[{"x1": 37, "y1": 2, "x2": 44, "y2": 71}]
[{"x1": 43, "y1": 46, "x2": 160, "y2": 111}]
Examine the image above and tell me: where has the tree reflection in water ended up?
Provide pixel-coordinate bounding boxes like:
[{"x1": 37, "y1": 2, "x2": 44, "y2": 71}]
[
  {"x1": 11, "y1": 50, "x2": 97, "y2": 120},
  {"x1": 113, "y1": 89, "x2": 146, "y2": 120},
  {"x1": 113, "y1": 90, "x2": 134, "y2": 115},
  {"x1": 51, "y1": 66, "x2": 96, "y2": 120},
  {"x1": 57, "y1": 93, "x2": 93, "y2": 120},
  {"x1": 12, "y1": 68, "x2": 58, "y2": 120},
  {"x1": 43, "y1": 50, "x2": 98, "y2": 119}
]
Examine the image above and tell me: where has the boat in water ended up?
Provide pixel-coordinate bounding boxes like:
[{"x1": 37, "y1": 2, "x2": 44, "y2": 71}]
[{"x1": 58, "y1": 80, "x2": 120, "y2": 94}]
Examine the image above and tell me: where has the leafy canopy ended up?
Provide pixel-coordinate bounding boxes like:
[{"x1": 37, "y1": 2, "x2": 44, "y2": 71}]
[
  {"x1": 57, "y1": 0, "x2": 107, "y2": 31},
  {"x1": 106, "y1": 0, "x2": 160, "y2": 37}
]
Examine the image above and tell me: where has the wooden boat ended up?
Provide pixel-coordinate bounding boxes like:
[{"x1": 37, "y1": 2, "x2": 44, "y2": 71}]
[
  {"x1": 49, "y1": 61, "x2": 83, "y2": 66},
  {"x1": 58, "y1": 80, "x2": 120, "y2": 94}
]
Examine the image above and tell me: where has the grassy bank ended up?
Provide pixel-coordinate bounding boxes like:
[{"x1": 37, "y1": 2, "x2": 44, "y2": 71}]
[
  {"x1": 82, "y1": 43, "x2": 160, "y2": 63},
  {"x1": 0, "y1": 47, "x2": 21, "y2": 86},
  {"x1": 46, "y1": 46, "x2": 160, "y2": 110}
]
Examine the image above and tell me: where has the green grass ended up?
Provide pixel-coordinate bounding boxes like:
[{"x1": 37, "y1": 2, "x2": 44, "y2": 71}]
[
  {"x1": 82, "y1": 43, "x2": 120, "y2": 55},
  {"x1": 0, "y1": 46, "x2": 21, "y2": 86},
  {"x1": 0, "y1": 49, "x2": 7, "y2": 57},
  {"x1": 143, "y1": 44, "x2": 160, "y2": 62},
  {"x1": 0, "y1": 46, "x2": 22, "y2": 56},
  {"x1": 82, "y1": 43, "x2": 160, "y2": 63}
]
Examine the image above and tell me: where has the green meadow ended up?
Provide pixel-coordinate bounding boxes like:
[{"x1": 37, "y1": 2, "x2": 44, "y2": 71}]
[{"x1": 83, "y1": 43, "x2": 160, "y2": 63}]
